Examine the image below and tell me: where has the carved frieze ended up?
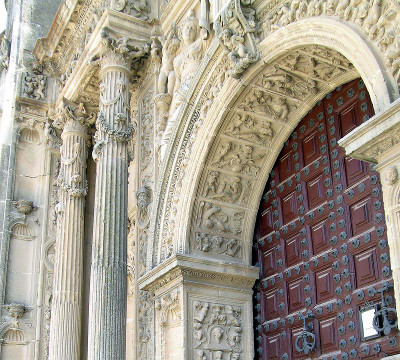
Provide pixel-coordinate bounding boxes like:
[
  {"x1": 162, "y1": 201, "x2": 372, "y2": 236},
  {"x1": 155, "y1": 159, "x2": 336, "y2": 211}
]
[
  {"x1": 195, "y1": 232, "x2": 241, "y2": 257},
  {"x1": 196, "y1": 201, "x2": 244, "y2": 235},
  {"x1": 257, "y1": 0, "x2": 400, "y2": 88},
  {"x1": 223, "y1": 113, "x2": 274, "y2": 146},
  {"x1": 211, "y1": 141, "x2": 264, "y2": 177}
]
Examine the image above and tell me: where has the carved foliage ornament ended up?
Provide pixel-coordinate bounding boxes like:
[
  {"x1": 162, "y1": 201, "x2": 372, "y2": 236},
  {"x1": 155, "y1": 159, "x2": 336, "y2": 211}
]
[{"x1": 214, "y1": 0, "x2": 260, "y2": 78}]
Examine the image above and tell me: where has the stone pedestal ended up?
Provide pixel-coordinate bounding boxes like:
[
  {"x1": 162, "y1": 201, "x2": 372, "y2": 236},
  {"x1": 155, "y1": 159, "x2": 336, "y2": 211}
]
[
  {"x1": 340, "y1": 99, "x2": 400, "y2": 313},
  {"x1": 139, "y1": 254, "x2": 259, "y2": 360},
  {"x1": 87, "y1": 49, "x2": 134, "y2": 360},
  {"x1": 48, "y1": 101, "x2": 89, "y2": 360}
]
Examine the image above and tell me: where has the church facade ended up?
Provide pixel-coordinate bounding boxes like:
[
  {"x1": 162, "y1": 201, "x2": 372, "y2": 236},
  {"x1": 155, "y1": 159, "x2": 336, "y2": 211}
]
[{"x1": 1, "y1": 0, "x2": 400, "y2": 359}]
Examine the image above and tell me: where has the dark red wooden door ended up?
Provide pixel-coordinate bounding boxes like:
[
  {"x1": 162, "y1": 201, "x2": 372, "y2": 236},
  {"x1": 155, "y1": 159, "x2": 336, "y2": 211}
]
[{"x1": 254, "y1": 79, "x2": 399, "y2": 359}]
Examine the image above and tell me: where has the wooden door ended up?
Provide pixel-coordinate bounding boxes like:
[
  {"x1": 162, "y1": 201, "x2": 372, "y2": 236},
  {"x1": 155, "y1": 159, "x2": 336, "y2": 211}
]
[{"x1": 254, "y1": 79, "x2": 399, "y2": 359}]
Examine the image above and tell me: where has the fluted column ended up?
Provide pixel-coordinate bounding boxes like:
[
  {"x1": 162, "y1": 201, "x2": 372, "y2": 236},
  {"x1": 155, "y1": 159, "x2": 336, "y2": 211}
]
[
  {"x1": 87, "y1": 47, "x2": 135, "y2": 360},
  {"x1": 49, "y1": 103, "x2": 89, "y2": 360}
]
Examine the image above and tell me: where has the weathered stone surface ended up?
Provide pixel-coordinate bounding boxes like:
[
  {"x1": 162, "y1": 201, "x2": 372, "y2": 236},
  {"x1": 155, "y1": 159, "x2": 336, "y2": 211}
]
[{"x1": 1, "y1": 0, "x2": 400, "y2": 359}]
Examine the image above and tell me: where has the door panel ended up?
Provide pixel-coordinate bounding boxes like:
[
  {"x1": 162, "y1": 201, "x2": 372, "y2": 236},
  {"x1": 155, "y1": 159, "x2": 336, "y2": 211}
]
[{"x1": 254, "y1": 79, "x2": 399, "y2": 360}]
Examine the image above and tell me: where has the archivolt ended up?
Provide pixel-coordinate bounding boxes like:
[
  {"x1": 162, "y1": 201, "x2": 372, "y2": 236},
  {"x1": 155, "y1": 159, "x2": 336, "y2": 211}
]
[{"x1": 147, "y1": 15, "x2": 399, "y2": 271}]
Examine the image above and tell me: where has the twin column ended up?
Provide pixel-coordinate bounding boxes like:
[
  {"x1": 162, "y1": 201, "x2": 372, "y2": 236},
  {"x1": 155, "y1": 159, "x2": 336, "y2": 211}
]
[
  {"x1": 49, "y1": 110, "x2": 89, "y2": 360},
  {"x1": 49, "y1": 50, "x2": 132, "y2": 360},
  {"x1": 87, "y1": 51, "x2": 132, "y2": 360}
]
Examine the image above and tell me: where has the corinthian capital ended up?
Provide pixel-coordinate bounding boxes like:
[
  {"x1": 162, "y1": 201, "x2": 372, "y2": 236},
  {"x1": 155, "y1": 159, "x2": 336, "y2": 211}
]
[
  {"x1": 92, "y1": 28, "x2": 150, "y2": 73},
  {"x1": 52, "y1": 98, "x2": 95, "y2": 133}
]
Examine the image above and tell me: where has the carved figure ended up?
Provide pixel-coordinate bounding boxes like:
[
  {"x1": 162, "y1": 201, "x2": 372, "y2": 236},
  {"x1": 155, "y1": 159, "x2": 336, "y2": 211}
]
[
  {"x1": 209, "y1": 176, "x2": 242, "y2": 203},
  {"x1": 129, "y1": 0, "x2": 151, "y2": 20},
  {"x1": 202, "y1": 202, "x2": 230, "y2": 232},
  {"x1": 137, "y1": 185, "x2": 151, "y2": 227},
  {"x1": 211, "y1": 327, "x2": 224, "y2": 343},
  {"x1": 161, "y1": 10, "x2": 208, "y2": 160},
  {"x1": 363, "y1": 0, "x2": 382, "y2": 32},
  {"x1": 158, "y1": 25, "x2": 181, "y2": 96},
  {"x1": 343, "y1": 0, "x2": 363, "y2": 20},
  {"x1": 324, "y1": 0, "x2": 338, "y2": 16},
  {"x1": 335, "y1": 0, "x2": 349, "y2": 17}
]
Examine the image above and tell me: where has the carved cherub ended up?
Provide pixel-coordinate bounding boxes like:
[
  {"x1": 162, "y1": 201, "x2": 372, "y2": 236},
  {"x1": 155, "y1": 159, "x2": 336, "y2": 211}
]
[{"x1": 158, "y1": 24, "x2": 181, "y2": 96}]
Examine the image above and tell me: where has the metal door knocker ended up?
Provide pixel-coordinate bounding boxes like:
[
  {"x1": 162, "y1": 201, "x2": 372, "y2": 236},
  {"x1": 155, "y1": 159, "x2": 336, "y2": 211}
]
[
  {"x1": 373, "y1": 283, "x2": 398, "y2": 336},
  {"x1": 295, "y1": 313, "x2": 316, "y2": 354}
]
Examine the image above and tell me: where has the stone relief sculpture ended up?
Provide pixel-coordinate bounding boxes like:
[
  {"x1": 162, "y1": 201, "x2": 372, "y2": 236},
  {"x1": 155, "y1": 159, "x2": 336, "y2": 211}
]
[
  {"x1": 0, "y1": 32, "x2": 11, "y2": 71},
  {"x1": 158, "y1": 24, "x2": 181, "y2": 97},
  {"x1": 257, "y1": 0, "x2": 400, "y2": 90},
  {"x1": 193, "y1": 301, "x2": 243, "y2": 359},
  {"x1": 160, "y1": 10, "x2": 210, "y2": 160},
  {"x1": 114, "y1": 0, "x2": 151, "y2": 20},
  {"x1": 137, "y1": 184, "x2": 151, "y2": 228},
  {"x1": 224, "y1": 114, "x2": 274, "y2": 146},
  {"x1": 214, "y1": 0, "x2": 259, "y2": 78},
  {"x1": 22, "y1": 62, "x2": 47, "y2": 101},
  {"x1": 155, "y1": 25, "x2": 180, "y2": 153},
  {"x1": 138, "y1": 290, "x2": 153, "y2": 360},
  {"x1": 195, "y1": 233, "x2": 241, "y2": 257}
]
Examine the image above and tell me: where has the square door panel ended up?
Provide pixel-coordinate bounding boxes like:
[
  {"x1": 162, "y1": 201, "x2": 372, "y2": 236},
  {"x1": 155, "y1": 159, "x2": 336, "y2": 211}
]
[
  {"x1": 266, "y1": 334, "x2": 281, "y2": 359},
  {"x1": 288, "y1": 279, "x2": 304, "y2": 313},
  {"x1": 291, "y1": 326, "x2": 308, "y2": 359},
  {"x1": 338, "y1": 102, "x2": 358, "y2": 136},
  {"x1": 355, "y1": 247, "x2": 379, "y2": 287},
  {"x1": 311, "y1": 219, "x2": 329, "y2": 255},
  {"x1": 260, "y1": 206, "x2": 274, "y2": 237},
  {"x1": 279, "y1": 150, "x2": 294, "y2": 182},
  {"x1": 263, "y1": 248, "x2": 276, "y2": 277},
  {"x1": 315, "y1": 267, "x2": 333, "y2": 303},
  {"x1": 306, "y1": 174, "x2": 325, "y2": 209},
  {"x1": 319, "y1": 317, "x2": 337, "y2": 353},
  {"x1": 302, "y1": 130, "x2": 320, "y2": 166},
  {"x1": 264, "y1": 289, "x2": 280, "y2": 320},
  {"x1": 285, "y1": 234, "x2": 302, "y2": 266},
  {"x1": 345, "y1": 157, "x2": 365, "y2": 186},
  {"x1": 282, "y1": 191, "x2": 297, "y2": 224},
  {"x1": 350, "y1": 197, "x2": 372, "y2": 236}
]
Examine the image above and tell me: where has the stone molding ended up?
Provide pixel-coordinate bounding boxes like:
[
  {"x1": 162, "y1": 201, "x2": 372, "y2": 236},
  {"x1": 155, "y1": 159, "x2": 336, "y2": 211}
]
[
  {"x1": 138, "y1": 254, "x2": 259, "y2": 293},
  {"x1": 339, "y1": 98, "x2": 400, "y2": 163}
]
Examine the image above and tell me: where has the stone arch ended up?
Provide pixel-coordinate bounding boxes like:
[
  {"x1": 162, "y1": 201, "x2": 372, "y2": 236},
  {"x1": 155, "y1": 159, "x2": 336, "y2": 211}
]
[{"x1": 148, "y1": 12, "x2": 400, "y2": 270}]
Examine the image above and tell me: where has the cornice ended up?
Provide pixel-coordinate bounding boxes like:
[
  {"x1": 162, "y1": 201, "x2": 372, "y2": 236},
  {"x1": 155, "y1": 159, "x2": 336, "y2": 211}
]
[
  {"x1": 138, "y1": 254, "x2": 259, "y2": 292},
  {"x1": 54, "y1": 9, "x2": 151, "y2": 105},
  {"x1": 33, "y1": 0, "x2": 83, "y2": 64},
  {"x1": 339, "y1": 99, "x2": 400, "y2": 163}
]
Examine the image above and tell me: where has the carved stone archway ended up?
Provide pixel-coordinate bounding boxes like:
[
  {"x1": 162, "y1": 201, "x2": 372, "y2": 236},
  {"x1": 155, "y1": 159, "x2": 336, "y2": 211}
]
[
  {"x1": 147, "y1": 17, "x2": 398, "y2": 271},
  {"x1": 138, "y1": 4, "x2": 400, "y2": 360}
]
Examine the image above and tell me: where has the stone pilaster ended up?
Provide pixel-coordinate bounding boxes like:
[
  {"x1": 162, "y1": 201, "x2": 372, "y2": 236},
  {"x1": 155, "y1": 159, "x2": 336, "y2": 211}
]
[
  {"x1": 139, "y1": 254, "x2": 259, "y2": 360},
  {"x1": 87, "y1": 48, "x2": 135, "y2": 360},
  {"x1": 49, "y1": 101, "x2": 89, "y2": 360}
]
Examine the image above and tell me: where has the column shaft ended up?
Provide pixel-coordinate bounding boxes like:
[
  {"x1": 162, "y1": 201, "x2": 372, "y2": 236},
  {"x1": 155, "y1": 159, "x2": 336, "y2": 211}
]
[
  {"x1": 49, "y1": 118, "x2": 88, "y2": 360},
  {"x1": 88, "y1": 53, "x2": 132, "y2": 360}
]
